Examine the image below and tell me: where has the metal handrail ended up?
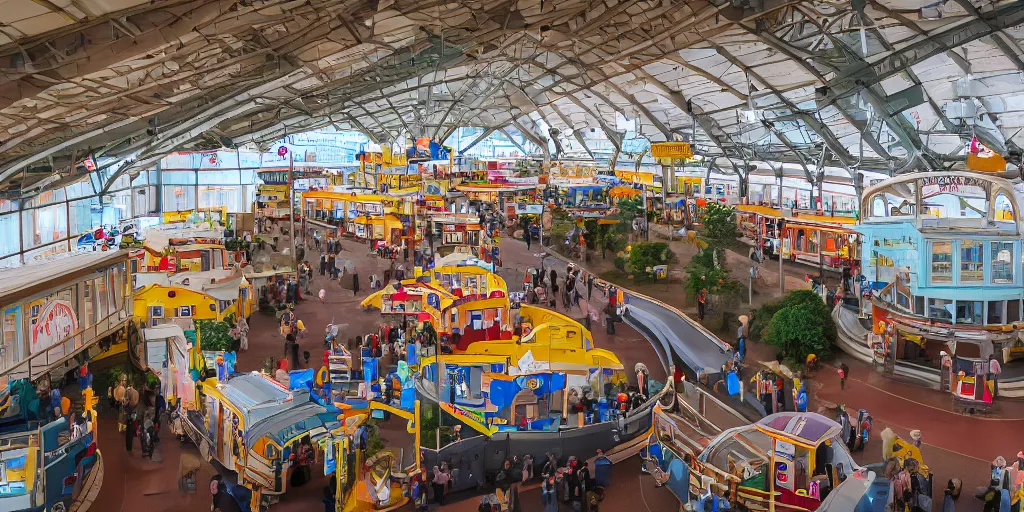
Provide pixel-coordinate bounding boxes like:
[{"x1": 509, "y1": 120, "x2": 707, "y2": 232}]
[{"x1": 0, "y1": 309, "x2": 130, "y2": 381}]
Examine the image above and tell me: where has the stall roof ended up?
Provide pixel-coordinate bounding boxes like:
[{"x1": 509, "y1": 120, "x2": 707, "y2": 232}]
[
  {"x1": 216, "y1": 372, "x2": 297, "y2": 427},
  {"x1": 755, "y1": 412, "x2": 842, "y2": 448},
  {"x1": 0, "y1": 250, "x2": 129, "y2": 304},
  {"x1": 244, "y1": 401, "x2": 336, "y2": 446}
]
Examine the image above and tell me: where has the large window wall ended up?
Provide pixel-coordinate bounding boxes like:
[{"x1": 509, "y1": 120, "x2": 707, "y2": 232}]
[{"x1": 134, "y1": 168, "x2": 259, "y2": 214}]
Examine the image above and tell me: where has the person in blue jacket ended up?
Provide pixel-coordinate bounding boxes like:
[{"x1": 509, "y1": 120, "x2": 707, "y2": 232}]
[{"x1": 794, "y1": 381, "x2": 808, "y2": 412}]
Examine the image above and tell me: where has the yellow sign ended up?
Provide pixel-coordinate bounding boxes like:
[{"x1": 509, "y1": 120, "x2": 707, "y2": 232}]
[
  {"x1": 650, "y1": 142, "x2": 693, "y2": 159},
  {"x1": 967, "y1": 152, "x2": 1006, "y2": 173}
]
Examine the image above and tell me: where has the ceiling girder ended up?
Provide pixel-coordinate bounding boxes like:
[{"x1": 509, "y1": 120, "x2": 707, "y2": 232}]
[
  {"x1": 498, "y1": 127, "x2": 531, "y2": 156},
  {"x1": 511, "y1": 119, "x2": 551, "y2": 163},
  {"x1": 546, "y1": 104, "x2": 595, "y2": 159},
  {"x1": 457, "y1": 127, "x2": 498, "y2": 156},
  {"x1": 562, "y1": 94, "x2": 624, "y2": 152}
]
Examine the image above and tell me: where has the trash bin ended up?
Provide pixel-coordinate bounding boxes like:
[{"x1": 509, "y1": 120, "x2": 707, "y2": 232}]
[{"x1": 593, "y1": 455, "x2": 612, "y2": 488}]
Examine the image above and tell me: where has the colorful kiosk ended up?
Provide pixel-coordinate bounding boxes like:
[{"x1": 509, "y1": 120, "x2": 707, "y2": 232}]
[
  {"x1": 854, "y1": 172, "x2": 1023, "y2": 394},
  {"x1": 734, "y1": 204, "x2": 859, "y2": 271},
  {"x1": 363, "y1": 259, "x2": 669, "y2": 493},
  {"x1": 0, "y1": 250, "x2": 133, "y2": 386},
  {"x1": 183, "y1": 372, "x2": 341, "y2": 511},
  {"x1": 651, "y1": 411, "x2": 885, "y2": 511},
  {"x1": 420, "y1": 213, "x2": 483, "y2": 257},
  {"x1": 0, "y1": 251, "x2": 126, "y2": 512},
  {"x1": 300, "y1": 190, "x2": 414, "y2": 245}
]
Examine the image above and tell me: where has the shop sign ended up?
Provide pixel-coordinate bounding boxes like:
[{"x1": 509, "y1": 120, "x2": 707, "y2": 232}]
[
  {"x1": 514, "y1": 203, "x2": 544, "y2": 215},
  {"x1": 920, "y1": 175, "x2": 985, "y2": 197},
  {"x1": 30, "y1": 300, "x2": 79, "y2": 355},
  {"x1": 650, "y1": 142, "x2": 693, "y2": 159},
  {"x1": 967, "y1": 137, "x2": 1007, "y2": 172}
]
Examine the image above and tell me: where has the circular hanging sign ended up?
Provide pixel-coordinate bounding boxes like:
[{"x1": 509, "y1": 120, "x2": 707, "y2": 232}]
[{"x1": 277, "y1": 146, "x2": 289, "y2": 157}]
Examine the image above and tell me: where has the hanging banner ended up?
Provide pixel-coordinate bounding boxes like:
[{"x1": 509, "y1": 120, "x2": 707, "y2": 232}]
[
  {"x1": 407, "y1": 139, "x2": 452, "y2": 162},
  {"x1": 650, "y1": 142, "x2": 693, "y2": 159},
  {"x1": 920, "y1": 175, "x2": 986, "y2": 198},
  {"x1": 30, "y1": 300, "x2": 79, "y2": 355}
]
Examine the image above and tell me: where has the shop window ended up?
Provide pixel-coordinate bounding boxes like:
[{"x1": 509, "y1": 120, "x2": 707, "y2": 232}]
[
  {"x1": 22, "y1": 204, "x2": 68, "y2": 250},
  {"x1": 0, "y1": 214, "x2": 18, "y2": 257},
  {"x1": 928, "y1": 298, "x2": 953, "y2": 322},
  {"x1": 1008, "y1": 300, "x2": 1021, "y2": 323},
  {"x1": 960, "y1": 241, "x2": 983, "y2": 283},
  {"x1": 2, "y1": 307, "x2": 23, "y2": 374},
  {"x1": 930, "y1": 242, "x2": 953, "y2": 283},
  {"x1": 163, "y1": 186, "x2": 196, "y2": 211},
  {"x1": 896, "y1": 290, "x2": 911, "y2": 310},
  {"x1": 96, "y1": 277, "x2": 109, "y2": 320},
  {"x1": 987, "y1": 301, "x2": 1004, "y2": 325},
  {"x1": 83, "y1": 280, "x2": 95, "y2": 327},
  {"x1": 955, "y1": 300, "x2": 983, "y2": 325},
  {"x1": 991, "y1": 241, "x2": 1014, "y2": 283},
  {"x1": 994, "y1": 192, "x2": 1015, "y2": 221},
  {"x1": 871, "y1": 196, "x2": 887, "y2": 217}
]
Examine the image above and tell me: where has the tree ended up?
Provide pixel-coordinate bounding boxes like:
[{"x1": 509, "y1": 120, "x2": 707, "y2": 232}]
[
  {"x1": 701, "y1": 203, "x2": 741, "y2": 247},
  {"x1": 547, "y1": 208, "x2": 574, "y2": 249},
  {"x1": 596, "y1": 222, "x2": 627, "y2": 259},
  {"x1": 683, "y1": 247, "x2": 742, "y2": 301},
  {"x1": 762, "y1": 302, "x2": 835, "y2": 363},
  {"x1": 627, "y1": 242, "x2": 674, "y2": 281},
  {"x1": 750, "y1": 289, "x2": 836, "y2": 341}
]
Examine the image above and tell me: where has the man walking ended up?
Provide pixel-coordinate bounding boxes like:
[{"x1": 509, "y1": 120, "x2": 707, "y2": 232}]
[{"x1": 989, "y1": 355, "x2": 1002, "y2": 397}]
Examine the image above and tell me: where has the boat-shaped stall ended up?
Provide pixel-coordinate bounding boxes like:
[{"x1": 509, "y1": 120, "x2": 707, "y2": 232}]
[
  {"x1": 182, "y1": 372, "x2": 341, "y2": 510},
  {"x1": 650, "y1": 410, "x2": 904, "y2": 511}
]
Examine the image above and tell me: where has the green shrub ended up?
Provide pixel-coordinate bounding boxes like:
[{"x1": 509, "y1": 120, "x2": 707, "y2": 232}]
[
  {"x1": 627, "y1": 242, "x2": 674, "y2": 281},
  {"x1": 762, "y1": 302, "x2": 834, "y2": 363},
  {"x1": 750, "y1": 289, "x2": 834, "y2": 341},
  {"x1": 613, "y1": 256, "x2": 627, "y2": 272},
  {"x1": 196, "y1": 319, "x2": 234, "y2": 352}
]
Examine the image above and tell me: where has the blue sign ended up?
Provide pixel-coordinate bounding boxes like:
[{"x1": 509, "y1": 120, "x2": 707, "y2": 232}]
[{"x1": 324, "y1": 440, "x2": 336, "y2": 475}]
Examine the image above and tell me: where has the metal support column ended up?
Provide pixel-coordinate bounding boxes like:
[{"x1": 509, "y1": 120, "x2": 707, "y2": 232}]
[{"x1": 288, "y1": 153, "x2": 298, "y2": 268}]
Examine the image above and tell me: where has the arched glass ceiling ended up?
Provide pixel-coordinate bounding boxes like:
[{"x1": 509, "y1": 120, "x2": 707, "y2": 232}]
[{"x1": 1, "y1": 0, "x2": 1023, "y2": 196}]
